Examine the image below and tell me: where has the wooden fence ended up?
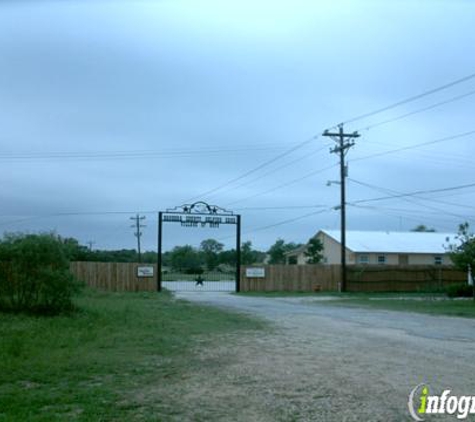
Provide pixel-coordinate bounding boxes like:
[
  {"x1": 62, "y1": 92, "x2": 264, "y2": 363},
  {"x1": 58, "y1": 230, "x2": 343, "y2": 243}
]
[
  {"x1": 70, "y1": 262, "x2": 156, "y2": 292},
  {"x1": 346, "y1": 265, "x2": 466, "y2": 292},
  {"x1": 70, "y1": 262, "x2": 467, "y2": 293},
  {"x1": 241, "y1": 265, "x2": 340, "y2": 292},
  {"x1": 241, "y1": 264, "x2": 466, "y2": 292}
]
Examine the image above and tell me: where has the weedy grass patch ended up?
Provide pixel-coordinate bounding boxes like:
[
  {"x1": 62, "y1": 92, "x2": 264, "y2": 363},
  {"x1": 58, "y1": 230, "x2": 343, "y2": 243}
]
[{"x1": 0, "y1": 289, "x2": 264, "y2": 421}]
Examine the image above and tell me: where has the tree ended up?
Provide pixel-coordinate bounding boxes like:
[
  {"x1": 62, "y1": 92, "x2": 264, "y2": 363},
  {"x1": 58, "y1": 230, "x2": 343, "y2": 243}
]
[
  {"x1": 200, "y1": 239, "x2": 224, "y2": 270},
  {"x1": 446, "y1": 223, "x2": 475, "y2": 273},
  {"x1": 0, "y1": 232, "x2": 80, "y2": 314},
  {"x1": 268, "y1": 239, "x2": 302, "y2": 264},
  {"x1": 304, "y1": 237, "x2": 324, "y2": 264},
  {"x1": 169, "y1": 245, "x2": 203, "y2": 272},
  {"x1": 411, "y1": 225, "x2": 436, "y2": 232},
  {"x1": 241, "y1": 240, "x2": 266, "y2": 265}
]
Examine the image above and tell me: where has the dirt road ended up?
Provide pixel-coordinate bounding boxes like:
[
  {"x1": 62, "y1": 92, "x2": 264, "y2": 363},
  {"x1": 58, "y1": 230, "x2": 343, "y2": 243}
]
[{"x1": 153, "y1": 293, "x2": 475, "y2": 421}]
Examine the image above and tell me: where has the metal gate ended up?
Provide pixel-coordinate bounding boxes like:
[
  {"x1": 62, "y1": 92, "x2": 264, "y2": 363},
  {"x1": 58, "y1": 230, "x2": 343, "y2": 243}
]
[{"x1": 157, "y1": 202, "x2": 241, "y2": 292}]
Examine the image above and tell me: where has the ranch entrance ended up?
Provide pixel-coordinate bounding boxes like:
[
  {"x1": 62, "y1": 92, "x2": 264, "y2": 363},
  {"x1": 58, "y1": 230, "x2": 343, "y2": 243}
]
[{"x1": 157, "y1": 202, "x2": 241, "y2": 293}]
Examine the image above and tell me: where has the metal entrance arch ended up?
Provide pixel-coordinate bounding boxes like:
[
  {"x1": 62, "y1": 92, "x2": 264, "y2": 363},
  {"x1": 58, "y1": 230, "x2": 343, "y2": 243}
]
[{"x1": 157, "y1": 202, "x2": 241, "y2": 293}]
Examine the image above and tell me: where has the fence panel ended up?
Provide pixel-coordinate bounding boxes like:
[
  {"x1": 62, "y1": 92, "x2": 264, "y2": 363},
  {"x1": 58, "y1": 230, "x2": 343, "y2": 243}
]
[
  {"x1": 70, "y1": 262, "x2": 156, "y2": 292},
  {"x1": 70, "y1": 262, "x2": 467, "y2": 293},
  {"x1": 241, "y1": 265, "x2": 465, "y2": 292}
]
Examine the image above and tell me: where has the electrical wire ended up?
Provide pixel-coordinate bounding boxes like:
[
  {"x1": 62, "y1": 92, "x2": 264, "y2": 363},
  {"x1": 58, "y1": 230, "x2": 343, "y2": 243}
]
[
  {"x1": 0, "y1": 143, "x2": 299, "y2": 162},
  {"x1": 225, "y1": 162, "x2": 338, "y2": 206},
  {"x1": 349, "y1": 180, "x2": 475, "y2": 205},
  {"x1": 334, "y1": 70, "x2": 475, "y2": 127},
  {"x1": 182, "y1": 134, "x2": 320, "y2": 203},
  {"x1": 357, "y1": 89, "x2": 475, "y2": 132},
  {"x1": 350, "y1": 129, "x2": 475, "y2": 163},
  {"x1": 206, "y1": 144, "x2": 331, "y2": 202}
]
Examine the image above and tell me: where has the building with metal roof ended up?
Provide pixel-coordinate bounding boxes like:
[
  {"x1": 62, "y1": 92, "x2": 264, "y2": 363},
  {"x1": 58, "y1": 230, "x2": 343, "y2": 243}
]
[{"x1": 285, "y1": 230, "x2": 457, "y2": 266}]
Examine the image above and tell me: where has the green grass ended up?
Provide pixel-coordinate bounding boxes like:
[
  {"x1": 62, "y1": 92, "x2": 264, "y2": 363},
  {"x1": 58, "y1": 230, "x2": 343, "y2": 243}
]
[
  {"x1": 0, "y1": 289, "x2": 264, "y2": 421},
  {"x1": 318, "y1": 294, "x2": 475, "y2": 318}
]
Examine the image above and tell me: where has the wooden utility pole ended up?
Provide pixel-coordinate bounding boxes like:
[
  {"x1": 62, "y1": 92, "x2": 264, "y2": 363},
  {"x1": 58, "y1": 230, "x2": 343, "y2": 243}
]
[
  {"x1": 130, "y1": 214, "x2": 146, "y2": 262},
  {"x1": 323, "y1": 124, "x2": 359, "y2": 292}
]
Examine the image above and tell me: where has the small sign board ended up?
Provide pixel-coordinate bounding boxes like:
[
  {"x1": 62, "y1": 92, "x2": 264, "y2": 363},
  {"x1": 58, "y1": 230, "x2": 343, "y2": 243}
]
[
  {"x1": 137, "y1": 266, "x2": 154, "y2": 278},
  {"x1": 246, "y1": 267, "x2": 265, "y2": 278}
]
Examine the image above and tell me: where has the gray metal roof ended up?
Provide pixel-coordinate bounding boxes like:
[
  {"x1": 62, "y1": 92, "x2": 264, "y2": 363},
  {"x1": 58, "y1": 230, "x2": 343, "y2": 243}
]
[{"x1": 321, "y1": 230, "x2": 456, "y2": 254}]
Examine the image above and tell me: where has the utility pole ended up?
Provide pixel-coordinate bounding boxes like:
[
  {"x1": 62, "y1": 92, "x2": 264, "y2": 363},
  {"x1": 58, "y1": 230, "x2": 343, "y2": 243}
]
[
  {"x1": 86, "y1": 240, "x2": 95, "y2": 251},
  {"x1": 323, "y1": 124, "x2": 359, "y2": 292},
  {"x1": 130, "y1": 214, "x2": 146, "y2": 263}
]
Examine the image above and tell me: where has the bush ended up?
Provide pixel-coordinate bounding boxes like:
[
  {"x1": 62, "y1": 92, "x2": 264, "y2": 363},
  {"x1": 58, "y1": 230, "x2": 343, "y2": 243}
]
[
  {"x1": 0, "y1": 233, "x2": 81, "y2": 314},
  {"x1": 446, "y1": 283, "x2": 474, "y2": 298}
]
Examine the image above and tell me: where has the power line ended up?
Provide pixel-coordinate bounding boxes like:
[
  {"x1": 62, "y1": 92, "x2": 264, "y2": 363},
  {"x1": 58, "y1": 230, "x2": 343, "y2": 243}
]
[
  {"x1": 336, "y1": 70, "x2": 475, "y2": 127},
  {"x1": 350, "y1": 180, "x2": 475, "y2": 205},
  {"x1": 348, "y1": 180, "x2": 475, "y2": 223},
  {"x1": 218, "y1": 208, "x2": 333, "y2": 241},
  {"x1": 206, "y1": 144, "x2": 331, "y2": 202},
  {"x1": 234, "y1": 204, "x2": 329, "y2": 211},
  {"x1": 183, "y1": 135, "x2": 319, "y2": 203},
  {"x1": 351, "y1": 129, "x2": 475, "y2": 163},
  {"x1": 0, "y1": 144, "x2": 298, "y2": 162},
  {"x1": 225, "y1": 163, "x2": 338, "y2": 206},
  {"x1": 348, "y1": 204, "x2": 457, "y2": 232},
  {"x1": 245, "y1": 209, "x2": 331, "y2": 234},
  {"x1": 349, "y1": 178, "x2": 475, "y2": 211},
  {"x1": 357, "y1": 89, "x2": 475, "y2": 132}
]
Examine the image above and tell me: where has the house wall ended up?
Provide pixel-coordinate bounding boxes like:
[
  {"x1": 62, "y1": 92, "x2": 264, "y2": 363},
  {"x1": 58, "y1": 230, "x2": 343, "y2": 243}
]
[
  {"x1": 316, "y1": 232, "x2": 354, "y2": 265},
  {"x1": 354, "y1": 252, "x2": 453, "y2": 266}
]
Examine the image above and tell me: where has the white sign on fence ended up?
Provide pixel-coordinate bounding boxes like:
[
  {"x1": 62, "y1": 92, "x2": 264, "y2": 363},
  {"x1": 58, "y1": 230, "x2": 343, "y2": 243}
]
[
  {"x1": 246, "y1": 267, "x2": 265, "y2": 278},
  {"x1": 137, "y1": 266, "x2": 154, "y2": 278}
]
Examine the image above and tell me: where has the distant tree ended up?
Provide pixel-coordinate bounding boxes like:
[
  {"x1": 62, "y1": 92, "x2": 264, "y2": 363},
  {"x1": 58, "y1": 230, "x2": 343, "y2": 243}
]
[
  {"x1": 446, "y1": 222, "x2": 475, "y2": 276},
  {"x1": 218, "y1": 249, "x2": 236, "y2": 267},
  {"x1": 268, "y1": 239, "x2": 302, "y2": 264},
  {"x1": 304, "y1": 237, "x2": 324, "y2": 264},
  {"x1": 242, "y1": 241, "x2": 263, "y2": 265},
  {"x1": 60, "y1": 237, "x2": 90, "y2": 261},
  {"x1": 200, "y1": 239, "x2": 224, "y2": 270},
  {"x1": 411, "y1": 225, "x2": 436, "y2": 232},
  {"x1": 169, "y1": 245, "x2": 203, "y2": 272}
]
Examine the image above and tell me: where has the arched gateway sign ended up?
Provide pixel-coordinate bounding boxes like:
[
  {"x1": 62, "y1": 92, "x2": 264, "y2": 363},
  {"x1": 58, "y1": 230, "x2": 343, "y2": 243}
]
[{"x1": 157, "y1": 202, "x2": 241, "y2": 292}]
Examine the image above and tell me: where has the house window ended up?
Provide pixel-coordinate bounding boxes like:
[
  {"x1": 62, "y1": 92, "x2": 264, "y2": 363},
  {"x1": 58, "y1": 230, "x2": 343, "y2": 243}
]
[
  {"x1": 434, "y1": 256, "x2": 442, "y2": 265},
  {"x1": 377, "y1": 255, "x2": 386, "y2": 265},
  {"x1": 358, "y1": 255, "x2": 369, "y2": 264}
]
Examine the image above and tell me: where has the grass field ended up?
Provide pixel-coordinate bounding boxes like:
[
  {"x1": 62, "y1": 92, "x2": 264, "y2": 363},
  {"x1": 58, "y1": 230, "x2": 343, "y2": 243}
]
[{"x1": 0, "y1": 290, "x2": 264, "y2": 421}]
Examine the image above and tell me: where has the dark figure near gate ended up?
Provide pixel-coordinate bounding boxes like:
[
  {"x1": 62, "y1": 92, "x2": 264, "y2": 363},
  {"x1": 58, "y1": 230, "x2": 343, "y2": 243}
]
[{"x1": 195, "y1": 275, "x2": 204, "y2": 287}]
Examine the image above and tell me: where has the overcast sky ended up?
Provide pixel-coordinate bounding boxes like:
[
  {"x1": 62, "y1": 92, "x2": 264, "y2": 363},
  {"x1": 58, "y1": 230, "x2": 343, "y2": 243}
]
[{"x1": 1, "y1": 0, "x2": 475, "y2": 252}]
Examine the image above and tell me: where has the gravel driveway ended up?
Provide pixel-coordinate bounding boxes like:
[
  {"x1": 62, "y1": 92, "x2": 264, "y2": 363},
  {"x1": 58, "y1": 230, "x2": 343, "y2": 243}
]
[{"x1": 158, "y1": 292, "x2": 475, "y2": 421}]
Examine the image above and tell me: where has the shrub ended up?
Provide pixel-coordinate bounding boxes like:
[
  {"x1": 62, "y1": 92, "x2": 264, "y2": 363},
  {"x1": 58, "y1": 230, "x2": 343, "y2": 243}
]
[
  {"x1": 446, "y1": 283, "x2": 474, "y2": 298},
  {"x1": 0, "y1": 233, "x2": 81, "y2": 314}
]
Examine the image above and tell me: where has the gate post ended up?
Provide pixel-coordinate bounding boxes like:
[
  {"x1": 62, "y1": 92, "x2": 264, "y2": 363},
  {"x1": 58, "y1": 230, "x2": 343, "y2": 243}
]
[
  {"x1": 236, "y1": 214, "x2": 241, "y2": 293},
  {"x1": 157, "y1": 211, "x2": 163, "y2": 292}
]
